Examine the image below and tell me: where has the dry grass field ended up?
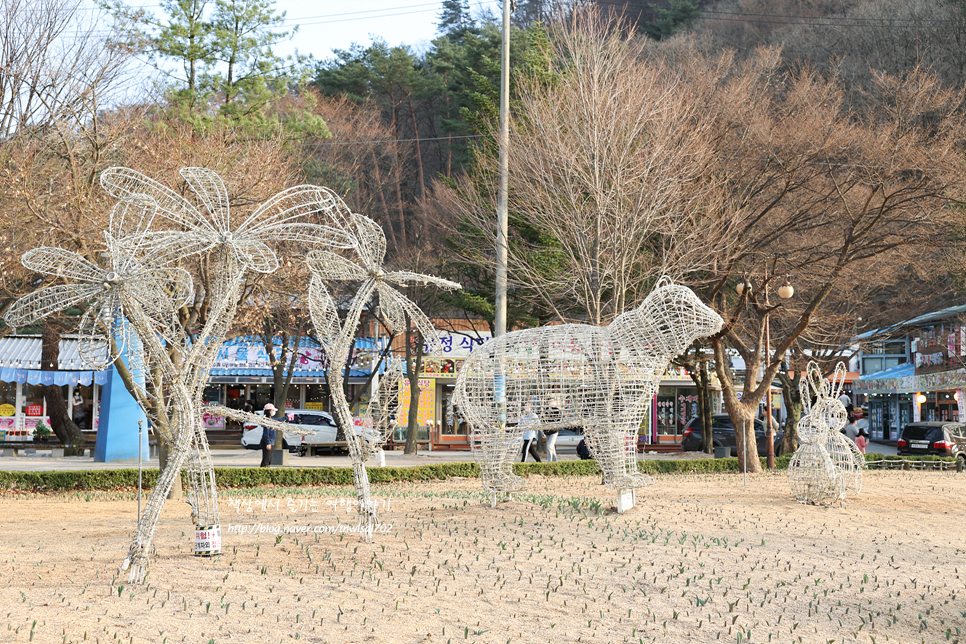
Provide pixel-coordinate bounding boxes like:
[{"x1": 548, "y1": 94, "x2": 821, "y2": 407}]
[{"x1": 0, "y1": 469, "x2": 963, "y2": 643}]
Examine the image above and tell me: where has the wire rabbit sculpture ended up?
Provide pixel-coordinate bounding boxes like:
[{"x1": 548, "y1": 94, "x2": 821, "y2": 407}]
[{"x1": 788, "y1": 362, "x2": 864, "y2": 505}]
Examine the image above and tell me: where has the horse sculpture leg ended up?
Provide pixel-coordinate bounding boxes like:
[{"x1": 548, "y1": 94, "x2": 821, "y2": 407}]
[
  {"x1": 585, "y1": 421, "x2": 654, "y2": 490},
  {"x1": 472, "y1": 422, "x2": 525, "y2": 504}
]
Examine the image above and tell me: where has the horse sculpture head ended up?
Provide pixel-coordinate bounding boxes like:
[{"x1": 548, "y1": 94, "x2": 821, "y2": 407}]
[{"x1": 611, "y1": 277, "x2": 723, "y2": 358}]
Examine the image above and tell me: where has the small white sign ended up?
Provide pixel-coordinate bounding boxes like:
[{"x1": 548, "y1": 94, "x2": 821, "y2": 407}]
[
  {"x1": 435, "y1": 332, "x2": 491, "y2": 358},
  {"x1": 617, "y1": 488, "x2": 636, "y2": 514},
  {"x1": 194, "y1": 524, "x2": 222, "y2": 555}
]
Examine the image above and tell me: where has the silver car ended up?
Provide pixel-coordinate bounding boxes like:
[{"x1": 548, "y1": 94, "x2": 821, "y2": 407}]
[{"x1": 551, "y1": 428, "x2": 584, "y2": 452}]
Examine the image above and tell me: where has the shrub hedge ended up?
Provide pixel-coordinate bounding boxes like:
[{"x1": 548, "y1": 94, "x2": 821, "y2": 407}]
[{"x1": 0, "y1": 451, "x2": 942, "y2": 492}]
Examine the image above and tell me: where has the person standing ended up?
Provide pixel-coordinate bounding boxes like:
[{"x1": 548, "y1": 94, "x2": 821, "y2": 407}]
[
  {"x1": 543, "y1": 404, "x2": 562, "y2": 463},
  {"x1": 544, "y1": 427, "x2": 559, "y2": 462},
  {"x1": 844, "y1": 416, "x2": 859, "y2": 442},
  {"x1": 260, "y1": 403, "x2": 278, "y2": 468},
  {"x1": 855, "y1": 428, "x2": 869, "y2": 453},
  {"x1": 520, "y1": 407, "x2": 541, "y2": 463}
]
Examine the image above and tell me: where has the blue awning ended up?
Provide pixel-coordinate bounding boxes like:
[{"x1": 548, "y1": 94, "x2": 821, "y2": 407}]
[
  {"x1": 857, "y1": 362, "x2": 914, "y2": 381},
  {"x1": 208, "y1": 368, "x2": 372, "y2": 378}
]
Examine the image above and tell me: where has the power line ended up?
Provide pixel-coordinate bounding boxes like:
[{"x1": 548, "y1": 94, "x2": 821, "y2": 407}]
[
  {"x1": 285, "y1": 2, "x2": 449, "y2": 22},
  {"x1": 38, "y1": 2, "x2": 471, "y2": 40},
  {"x1": 317, "y1": 133, "x2": 484, "y2": 146}
]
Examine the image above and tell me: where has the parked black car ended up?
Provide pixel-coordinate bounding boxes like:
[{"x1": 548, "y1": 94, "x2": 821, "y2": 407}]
[
  {"x1": 897, "y1": 421, "x2": 966, "y2": 461},
  {"x1": 681, "y1": 414, "x2": 782, "y2": 457}
]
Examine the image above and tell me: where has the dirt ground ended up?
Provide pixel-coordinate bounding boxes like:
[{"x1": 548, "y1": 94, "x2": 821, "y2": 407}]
[{"x1": 0, "y1": 469, "x2": 963, "y2": 644}]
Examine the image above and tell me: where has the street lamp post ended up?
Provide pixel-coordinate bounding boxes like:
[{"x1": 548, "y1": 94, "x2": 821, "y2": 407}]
[{"x1": 737, "y1": 271, "x2": 794, "y2": 469}]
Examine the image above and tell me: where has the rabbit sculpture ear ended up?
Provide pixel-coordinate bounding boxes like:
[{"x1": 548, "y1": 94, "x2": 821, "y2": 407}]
[
  {"x1": 798, "y1": 375, "x2": 812, "y2": 417},
  {"x1": 828, "y1": 362, "x2": 847, "y2": 401},
  {"x1": 808, "y1": 362, "x2": 828, "y2": 399},
  {"x1": 800, "y1": 362, "x2": 826, "y2": 416},
  {"x1": 655, "y1": 275, "x2": 673, "y2": 289}
]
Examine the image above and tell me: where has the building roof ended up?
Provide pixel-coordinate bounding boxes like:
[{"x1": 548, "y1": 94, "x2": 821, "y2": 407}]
[
  {"x1": 853, "y1": 363, "x2": 966, "y2": 394},
  {"x1": 853, "y1": 303, "x2": 966, "y2": 341},
  {"x1": 856, "y1": 362, "x2": 914, "y2": 381},
  {"x1": 0, "y1": 336, "x2": 107, "y2": 370}
]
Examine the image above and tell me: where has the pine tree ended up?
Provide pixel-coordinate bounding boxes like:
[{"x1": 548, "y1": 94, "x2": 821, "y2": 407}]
[
  {"x1": 209, "y1": 0, "x2": 289, "y2": 116},
  {"x1": 102, "y1": 0, "x2": 309, "y2": 124},
  {"x1": 436, "y1": 0, "x2": 473, "y2": 37},
  {"x1": 644, "y1": 0, "x2": 701, "y2": 40},
  {"x1": 153, "y1": 0, "x2": 215, "y2": 110}
]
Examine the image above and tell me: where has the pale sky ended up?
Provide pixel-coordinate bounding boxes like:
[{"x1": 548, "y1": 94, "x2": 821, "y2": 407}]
[
  {"x1": 276, "y1": 1, "x2": 501, "y2": 60},
  {"x1": 84, "y1": 1, "x2": 503, "y2": 63}
]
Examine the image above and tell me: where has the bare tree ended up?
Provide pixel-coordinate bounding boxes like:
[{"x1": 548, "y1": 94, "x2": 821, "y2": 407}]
[
  {"x1": 439, "y1": 12, "x2": 726, "y2": 325},
  {"x1": 675, "y1": 48, "x2": 966, "y2": 471},
  {"x1": 439, "y1": 13, "x2": 965, "y2": 474},
  {"x1": 678, "y1": 0, "x2": 966, "y2": 97},
  {"x1": 0, "y1": 0, "x2": 134, "y2": 138},
  {"x1": 295, "y1": 92, "x2": 405, "y2": 252}
]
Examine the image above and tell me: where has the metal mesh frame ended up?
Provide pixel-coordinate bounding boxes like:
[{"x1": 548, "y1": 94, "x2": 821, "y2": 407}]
[
  {"x1": 305, "y1": 199, "x2": 459, "y2": 537},
  {"x1": 452, "y1": 278, "x2": 723, "y2": 501},
  {"x1": 788, "y1": 362, "x2": 864, "y2": 505},
  {"x1": 4, "y1": 167, "x2": 364, "y2": 582}
]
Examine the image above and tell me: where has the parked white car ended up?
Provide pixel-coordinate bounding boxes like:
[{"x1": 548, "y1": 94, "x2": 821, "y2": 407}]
[
  {"x1": 240, "y1": 409, "x2": 381, "y2": 456},
  {"x1": 240, "y1": 409, "x2": 338, "y2": 453}
]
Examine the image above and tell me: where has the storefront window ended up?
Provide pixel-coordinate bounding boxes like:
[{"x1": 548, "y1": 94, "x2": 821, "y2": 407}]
[
  {"x1": 22, "y1": 384, "x2": 45, "y2": 435},
  {"x1": 0, "y1": 381, "x2": 14, "y2": 406},
  {"x1": 225, "y1": 385, "x2": 245, "y2": 410},
  {"x1": 202, "y1": 385, "x2": 223, "y2": 405},
  {"x1": 440, "y1": 386, "x2": 466, "y2": 435},
  {"x1": 285, "y1": 385, "x2": 301, "y2": 410},
  {"x1": 0, "y1": 381, "x2": 16, "y2": 437},
  {"x1": 250, "y1": 386, "x2": 274, "y2": 412},
  {"x1": 72, "y1": 385, "x2": 94, "y2": 430},
  {"x1": 22, "y1": 384, "x2": 44, "y2": 417},
  {"x1": 305, "y1": 385, "x2": 328, "y2": 412},
  {"x1": 656, "y1": 387, "x2": 676, "y2": 436}
]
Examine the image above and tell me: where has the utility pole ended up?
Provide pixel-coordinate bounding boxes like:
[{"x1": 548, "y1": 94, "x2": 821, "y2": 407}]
[{"x1": 494, "y1": 0, "x2": 512, "y2": 338}]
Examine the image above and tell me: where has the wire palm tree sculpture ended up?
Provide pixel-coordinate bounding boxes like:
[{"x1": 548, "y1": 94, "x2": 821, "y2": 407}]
[
  {"x1": 5, "y1": 167, "x2": 355, "y2": 583},
  {"x1": 305, "y1": 202, "x2": 460, "y2": 536}
]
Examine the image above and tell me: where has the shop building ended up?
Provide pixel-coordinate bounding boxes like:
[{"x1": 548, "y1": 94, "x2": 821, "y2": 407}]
[
  {"x1": 203, "y1": 336, "x2": 386, "y2": 426},
  {"x1": 853, "y1": 305, "x2": 966, "y2": 440},
  {"x1": 0, "y1": 334, "x2": 384, "y2": 442},
  {"x1": 0, "y1": 336, "x2": 109, "y2": 438}
]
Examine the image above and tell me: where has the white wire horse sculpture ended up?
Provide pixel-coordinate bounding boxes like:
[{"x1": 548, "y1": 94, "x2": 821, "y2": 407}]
[
  {"x1": 788, "y1": 361, "x2": 864, "y2": 505},
  {"x1": 453, "y1": 277, "x2": 723, "y2": 505},
  {"x1": 4, "y1": 167, "x2": 356, "y2": 582}
]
